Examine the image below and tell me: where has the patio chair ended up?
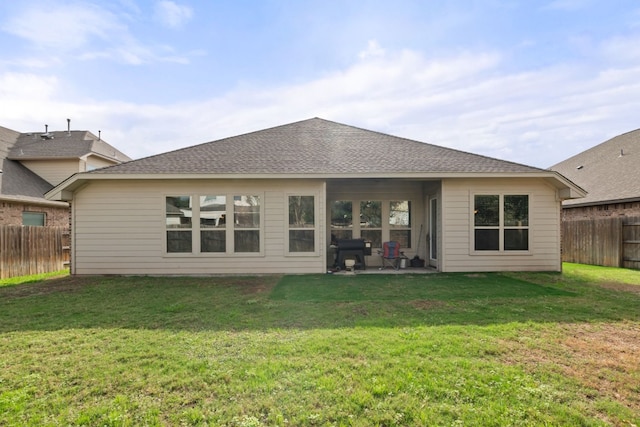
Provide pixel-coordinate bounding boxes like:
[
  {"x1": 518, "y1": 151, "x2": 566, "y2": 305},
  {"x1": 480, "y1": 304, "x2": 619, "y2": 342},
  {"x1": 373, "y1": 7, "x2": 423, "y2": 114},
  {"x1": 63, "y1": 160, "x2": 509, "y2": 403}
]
[{"x1": 378, "y1": 241, "x2": 403, "y2": 270}]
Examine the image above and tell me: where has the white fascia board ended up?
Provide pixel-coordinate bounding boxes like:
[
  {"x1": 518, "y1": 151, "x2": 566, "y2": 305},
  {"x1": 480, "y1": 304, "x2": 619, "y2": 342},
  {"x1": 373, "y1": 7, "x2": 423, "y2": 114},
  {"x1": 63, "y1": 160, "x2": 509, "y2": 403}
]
[{"x1": 69, "y1": 171, "x2": 569, "y2": 180}]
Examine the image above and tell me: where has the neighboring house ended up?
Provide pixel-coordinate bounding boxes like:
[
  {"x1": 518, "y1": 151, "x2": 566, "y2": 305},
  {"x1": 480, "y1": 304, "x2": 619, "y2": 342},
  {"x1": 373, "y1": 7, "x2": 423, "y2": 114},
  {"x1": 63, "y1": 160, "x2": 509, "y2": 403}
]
[
  {"x1": 0, "y1": 123, "x2": 131, "y2": 227},
  {"x1": 46, "y1": 118, "x2": 584, "y2": 275},
  {"x1": 550, "y1": 128, "x2": 640, "y2": 220}
]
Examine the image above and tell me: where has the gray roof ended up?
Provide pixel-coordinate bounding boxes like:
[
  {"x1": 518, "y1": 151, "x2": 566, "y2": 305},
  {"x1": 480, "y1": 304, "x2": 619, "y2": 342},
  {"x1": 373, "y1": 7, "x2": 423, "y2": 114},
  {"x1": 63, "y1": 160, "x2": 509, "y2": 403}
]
[
  {"x1": 0, "y1": 124, "x2": 130, "y2": 201},
  {"x1": 1, "y1": 158, "x2": 53, "y2": 197},
  {"x1": 0, "y1": 125, "x2": 20, "y2": 160},
  {"x1": 91, "y1": 118, "x2": 543, "y2": 176},
  {"x1": 8, "y1": 130, "x2": 131, "y2": 162},
  {"x1": 0, "y1": 126, "x2": 49, "y2": 198},
  {"x1": 550, "y1": 128, "x2": 640, "y2": 207}
]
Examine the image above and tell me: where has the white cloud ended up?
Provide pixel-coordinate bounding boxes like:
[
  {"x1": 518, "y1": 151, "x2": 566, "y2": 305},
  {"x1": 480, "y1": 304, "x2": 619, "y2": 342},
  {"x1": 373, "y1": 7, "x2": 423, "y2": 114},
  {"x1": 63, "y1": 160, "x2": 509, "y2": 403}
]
[
  {"x1": 599, "y1": 33, "x2": 640, "y2": 64},
  {"x1": 2, "y1": 3, "x2": 121, "y2": 51},
  {"x1": 1, "y1": 2, "x2": 194, "y2": 65},
  {"x1": 358, "y1": 40, "x2": 385, "y2": 59},
  {"x1": 154, "y1": 1, "x2": 193, "y2": 29},
  {"x1": 4, "y1": 41, "x2": 640, "y2": 169}
]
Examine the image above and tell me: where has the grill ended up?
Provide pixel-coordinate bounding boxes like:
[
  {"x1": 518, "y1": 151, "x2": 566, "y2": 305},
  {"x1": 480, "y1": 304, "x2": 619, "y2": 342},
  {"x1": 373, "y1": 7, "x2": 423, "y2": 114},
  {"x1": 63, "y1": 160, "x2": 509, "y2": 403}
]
[{"x1": 334, "y1": 239, "x2": 372, "y2": 270}]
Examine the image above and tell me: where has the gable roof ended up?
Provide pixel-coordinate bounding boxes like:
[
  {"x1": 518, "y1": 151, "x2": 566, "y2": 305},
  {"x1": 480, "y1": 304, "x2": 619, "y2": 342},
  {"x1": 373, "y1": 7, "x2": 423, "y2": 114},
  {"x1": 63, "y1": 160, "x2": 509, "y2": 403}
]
[
  {"x1": 550, "y1": 128, "x2": 640, "y2": 207},
  {"x1": 90, "y1": 118, "x2": 545, "y2": 175},
  {"x1": 8, "y1": 130, "x2": 131, "y2": 162}
]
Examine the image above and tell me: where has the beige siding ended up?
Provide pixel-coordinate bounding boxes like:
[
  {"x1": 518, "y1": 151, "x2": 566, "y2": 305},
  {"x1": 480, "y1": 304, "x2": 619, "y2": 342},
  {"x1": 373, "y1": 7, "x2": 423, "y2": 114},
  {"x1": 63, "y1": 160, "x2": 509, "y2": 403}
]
[
  {"x1": 69, "y1": 176, "x2": 563, "y2": 275},
  {"x1": 85, "y1": 155, "x2": 118, "y2": 171},
  {"x1": 441, "y1": 178, "x2": 562, "y2": 272},
  {"x1": 71, "y1": 179, "x2": 326, "y2": 275},
  {"x1": 21, "y1": 159, "x2": 82, "y2": 186}
]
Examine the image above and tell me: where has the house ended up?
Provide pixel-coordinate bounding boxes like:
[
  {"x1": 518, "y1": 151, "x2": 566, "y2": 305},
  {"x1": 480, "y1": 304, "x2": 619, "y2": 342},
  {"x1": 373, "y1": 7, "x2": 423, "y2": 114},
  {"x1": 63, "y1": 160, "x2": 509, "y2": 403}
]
[
  {"x1": 0, "y1": 122, "x2": 131, "y2": 227},
  {"x1": 550, "y1": 128, "x2": 640, "y2": 220},
  {"x1": 46, "y1": 118, "x2": 584, "y2": 275}
]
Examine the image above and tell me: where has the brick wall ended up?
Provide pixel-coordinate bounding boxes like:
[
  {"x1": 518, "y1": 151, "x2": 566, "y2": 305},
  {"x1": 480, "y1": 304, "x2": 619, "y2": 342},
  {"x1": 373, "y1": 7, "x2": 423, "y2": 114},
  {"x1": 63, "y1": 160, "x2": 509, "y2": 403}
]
[
  {"x1": 563, "y1": 201, "x2": 640, "y2": 221},
  {"x1": 0, "y1": 201, "x2": 70, "y2": 227}
]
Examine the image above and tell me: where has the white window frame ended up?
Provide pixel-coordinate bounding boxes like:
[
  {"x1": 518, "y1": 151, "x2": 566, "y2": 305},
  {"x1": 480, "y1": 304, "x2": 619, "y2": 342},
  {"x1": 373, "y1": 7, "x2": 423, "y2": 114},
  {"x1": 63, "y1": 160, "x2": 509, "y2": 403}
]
[
  {"x1": 328, "y1": 199, "x2": 415, "y2": 250},
  {"x1": 285, "y1": 193, "x2": 319, "y2": 256},
  {"x1": 389, "y1": 200, "x2": 412, "y2": 249},
  {"x1": 470, "y1": 193, "x2": 531, "y2": 255},
  {"x1": 163, "y1": 192, "x2": 264, "y2": 257},
  {"x1": 232, "y1": 194, "x2": 263, "y2": 255}
]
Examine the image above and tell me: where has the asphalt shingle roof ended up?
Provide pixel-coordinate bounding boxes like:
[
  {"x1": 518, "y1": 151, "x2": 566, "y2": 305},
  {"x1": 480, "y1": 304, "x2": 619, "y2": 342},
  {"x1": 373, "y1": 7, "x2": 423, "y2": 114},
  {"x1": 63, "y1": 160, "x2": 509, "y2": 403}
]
[
  {"x1": 1, "y1": 158, "x2": 53, "y2": 197},
  {"x1": 0, "y1": 124, "x2": 130, "y2": 200},
  {"x1": 91, "y1": 118, "x2": 543, "y2": 176},
  {"x1": 8, "y1": 130, "x2": 131, "y2": 162},
  {"x1": 550, "y1": 128, "x2": 640, "y2": 206}
]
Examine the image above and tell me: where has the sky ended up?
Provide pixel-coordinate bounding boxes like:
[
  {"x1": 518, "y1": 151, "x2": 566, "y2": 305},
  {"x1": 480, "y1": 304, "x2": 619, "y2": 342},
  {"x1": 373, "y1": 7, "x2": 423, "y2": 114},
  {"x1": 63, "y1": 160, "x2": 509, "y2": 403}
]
[{"x1": 1, "y1": 0, "x2": 640, "y2": 168}]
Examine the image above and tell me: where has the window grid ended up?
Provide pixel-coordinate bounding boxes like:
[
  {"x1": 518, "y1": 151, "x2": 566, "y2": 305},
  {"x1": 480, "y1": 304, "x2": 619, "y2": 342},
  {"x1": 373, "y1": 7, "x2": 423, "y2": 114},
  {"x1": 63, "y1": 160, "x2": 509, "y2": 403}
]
[
  {"x1": 165, "y1": 194, "x2": 263, "y2": 255},
  {"x1": 473, "y1": 194, "x2": 529, "y2": 252}
]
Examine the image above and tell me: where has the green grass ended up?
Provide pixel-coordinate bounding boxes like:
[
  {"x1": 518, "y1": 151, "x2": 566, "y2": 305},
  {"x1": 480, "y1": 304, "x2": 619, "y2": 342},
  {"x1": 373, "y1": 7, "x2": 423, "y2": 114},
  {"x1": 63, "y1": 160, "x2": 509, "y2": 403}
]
[
  {"x1": 0, "y1": 264, "x2": 638, "y2": 426},
  {"x1": 0, "y1": 269, "x2": 69, "y2": 288}
]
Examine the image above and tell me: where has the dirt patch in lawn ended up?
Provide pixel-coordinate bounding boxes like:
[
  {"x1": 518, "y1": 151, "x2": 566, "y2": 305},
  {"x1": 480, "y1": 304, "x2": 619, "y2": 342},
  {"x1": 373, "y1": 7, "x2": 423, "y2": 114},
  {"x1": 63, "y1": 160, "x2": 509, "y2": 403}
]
[
  {"x1": 502, "y1": 322, "x2": 640, "y2": 417},
  {"x1": 0, "y1": 276, "x2": 87, "y2": 298},
  {"x1": 236, "y1": 276, "x2": 281, "y2": 295},
  {"x1": 410, "y1": 300, "x2": 447, "y2": 310},
  {"x1": 598, "y1": 281, "x2": 640, "y2": 296}
]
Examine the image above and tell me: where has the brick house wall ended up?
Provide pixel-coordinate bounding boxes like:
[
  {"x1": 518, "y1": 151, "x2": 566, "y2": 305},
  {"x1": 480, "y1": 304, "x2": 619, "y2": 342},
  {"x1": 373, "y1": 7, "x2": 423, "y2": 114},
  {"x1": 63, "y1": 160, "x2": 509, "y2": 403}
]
[
  {"x1": 0, "y1": 201, "x2": 70, "y2": 227},
  {"x1": 562, "y1": 201, "x2": 640, "y2": 221}
]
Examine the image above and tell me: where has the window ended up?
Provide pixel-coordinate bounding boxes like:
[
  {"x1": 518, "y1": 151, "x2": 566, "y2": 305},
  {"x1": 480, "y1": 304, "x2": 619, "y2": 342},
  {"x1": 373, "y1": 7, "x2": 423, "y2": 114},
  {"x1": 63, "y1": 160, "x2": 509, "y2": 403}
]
[
  {"x1": 165, "y1": 194, "x2": 262, "y2": 255},
  {"x1": 330, "y1": 199, "x2": 414, "y2": 249},
  {"x1": 288, "y1": 196, "x2": 316, "y2": 253},
  {"x1": 234, "y1": 195, "x2": 260, "y2": 253},
  {"x1": 474, "y1": 194, "x2": 529, "y2": 251},
  {"x1": 360, "y1": 201, "x2": 382, "y2": 248},
  {"x1": 166, "y1": 196, "x2": 192, "y2": 253},
  {"x1": 22, "y1": 212, "x2": 45, "y2": 226},
  {"x1": 389, "y1": 201, "x2": 411, "y2": 248},
  {"x1": 200, "y1": 195, "x2": 226, "y2": 253},
  {"x1": 504, "y1": 195, "x2": 529, "y2": 251},
  {"x1": 331, "y1": 201, "x2": 353, "y2": 242}
]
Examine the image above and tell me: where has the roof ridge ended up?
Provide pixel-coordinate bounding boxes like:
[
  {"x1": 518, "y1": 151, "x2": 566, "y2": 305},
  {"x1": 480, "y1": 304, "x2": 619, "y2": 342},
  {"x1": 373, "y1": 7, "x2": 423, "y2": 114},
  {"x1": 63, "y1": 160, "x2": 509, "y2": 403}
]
[
  {"x1": 318, "y1": 118, "x2": 545, "y2": 171},
  {"x1": 89, "y1": 117, "x2": 323, "y2": 170}
]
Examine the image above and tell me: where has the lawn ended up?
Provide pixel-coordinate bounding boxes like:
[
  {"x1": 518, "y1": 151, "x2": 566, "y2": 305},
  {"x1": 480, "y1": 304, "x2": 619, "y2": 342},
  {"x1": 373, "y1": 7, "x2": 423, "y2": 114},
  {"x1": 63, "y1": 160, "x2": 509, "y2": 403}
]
[{"x1": 0, "y1": 263, "x2": 638, "y2": 426}]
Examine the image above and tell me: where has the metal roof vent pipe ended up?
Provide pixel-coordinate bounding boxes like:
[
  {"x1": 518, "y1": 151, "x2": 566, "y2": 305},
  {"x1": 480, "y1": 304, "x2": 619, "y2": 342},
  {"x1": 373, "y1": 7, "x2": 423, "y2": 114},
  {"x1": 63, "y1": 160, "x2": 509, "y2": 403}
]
[
  {"x1": 67, "y1": 118, "x2": 71, "y2": 136},
  {"x1": 40, "y1": 124, "x2": 54, "y2": 140},
  {"x1": 619, "y1": 149, "x2": 624, "y2": 157}
]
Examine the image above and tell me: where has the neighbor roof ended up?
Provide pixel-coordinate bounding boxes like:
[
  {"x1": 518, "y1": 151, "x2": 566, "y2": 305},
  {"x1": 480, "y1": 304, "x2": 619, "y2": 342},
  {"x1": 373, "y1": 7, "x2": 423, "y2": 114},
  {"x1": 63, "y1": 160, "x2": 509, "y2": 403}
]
[
  {"x1": 1, "y1": 124, "x2": 130, "y2": 205},
  {"x1": 90, "y1": 118, "x2": 543, "y2": 175},
  {"x1": 550, "y1": 128, "x2": 640, "y2": 207},
  {"x1": 8, "y1": 130, "x2": 131, "y2": 162},
  {"x1": 0, "y1": 125, "x2": 64, "y2": 205}
]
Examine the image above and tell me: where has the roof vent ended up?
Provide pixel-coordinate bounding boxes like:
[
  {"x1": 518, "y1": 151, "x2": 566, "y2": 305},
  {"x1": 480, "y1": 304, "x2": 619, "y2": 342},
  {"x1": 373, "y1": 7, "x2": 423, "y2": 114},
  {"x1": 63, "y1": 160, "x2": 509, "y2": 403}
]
[
  {"x1": 40, "y1": 124, "x2": 54, "y2": 140},
  {"x1": 619, "y1": 149, "x2": 624, "y2": 157},
  {"x1": 576, "y1": 165, "x2": 584, "y2": 170}
]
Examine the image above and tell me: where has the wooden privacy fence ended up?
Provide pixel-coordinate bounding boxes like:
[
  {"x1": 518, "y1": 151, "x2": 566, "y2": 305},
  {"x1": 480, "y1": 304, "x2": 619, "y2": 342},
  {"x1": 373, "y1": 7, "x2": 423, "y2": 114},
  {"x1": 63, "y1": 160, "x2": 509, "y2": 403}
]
[
  {"x1": 562, "y1": 217, "x2": 640, "y2": 269},
  {"x1": 0, "y1": 226, "x2": 70, "y2": 279}
]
